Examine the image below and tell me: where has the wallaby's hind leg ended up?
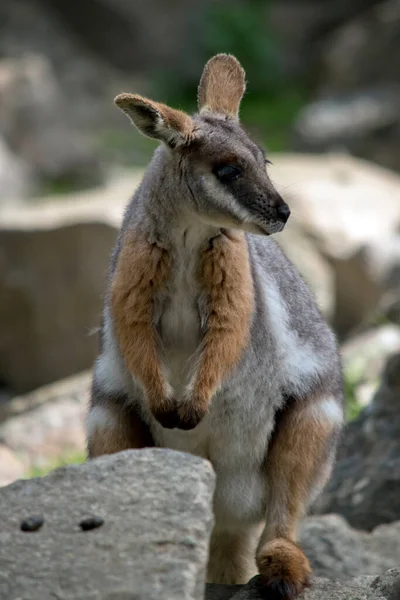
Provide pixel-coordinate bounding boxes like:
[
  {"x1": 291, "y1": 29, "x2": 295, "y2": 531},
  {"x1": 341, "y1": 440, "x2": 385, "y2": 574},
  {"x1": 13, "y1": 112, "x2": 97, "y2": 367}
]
[
  {"x1": 86, "y1": 386, "x2": 154, "y2": 458},
  {"x1": 256, "y1": 394, "x2": 343, "y2": 599}
]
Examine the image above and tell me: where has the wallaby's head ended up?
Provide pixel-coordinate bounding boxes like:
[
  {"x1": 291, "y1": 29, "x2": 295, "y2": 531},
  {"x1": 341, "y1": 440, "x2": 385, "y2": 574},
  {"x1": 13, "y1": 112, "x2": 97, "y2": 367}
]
[{"x1": 115, "y1": 54, "x2": 290, "y2": 235}]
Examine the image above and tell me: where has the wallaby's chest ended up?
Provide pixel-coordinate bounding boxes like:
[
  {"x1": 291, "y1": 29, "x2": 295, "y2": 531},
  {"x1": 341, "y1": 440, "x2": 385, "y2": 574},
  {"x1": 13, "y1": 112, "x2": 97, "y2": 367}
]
[
  {"x1": 160, "y1": 259, "x2": 201, "y2": 347},
  {"x1": 158, "y1": 242, "x2": 203, "y2": 396}
]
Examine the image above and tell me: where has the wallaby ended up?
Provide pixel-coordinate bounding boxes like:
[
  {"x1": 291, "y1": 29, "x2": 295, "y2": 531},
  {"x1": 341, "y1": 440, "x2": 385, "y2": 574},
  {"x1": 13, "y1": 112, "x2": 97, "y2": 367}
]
[{"x1": 86, "y1": 54, "x2": 344, "y2": 599}]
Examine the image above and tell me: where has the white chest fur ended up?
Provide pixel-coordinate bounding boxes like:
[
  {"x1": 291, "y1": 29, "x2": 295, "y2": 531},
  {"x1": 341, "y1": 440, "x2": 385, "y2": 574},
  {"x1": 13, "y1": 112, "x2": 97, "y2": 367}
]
[{"x1": 159, "y1": 226, "x2": 211, "y2": 398}]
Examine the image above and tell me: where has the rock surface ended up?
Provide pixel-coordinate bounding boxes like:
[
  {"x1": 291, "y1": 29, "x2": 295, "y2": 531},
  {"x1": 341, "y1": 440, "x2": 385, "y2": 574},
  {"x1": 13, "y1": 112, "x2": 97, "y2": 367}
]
[
  {"x1": 314, "y1": 352, "x2": 400, "y2": 530},
  {"x1": 0, "y1": 443, "x2": 25, "y2": 487},
  {"x1": 272, "y1": 153, "x2": 400, "y2": 336},
  {"x1": 0, "y1": 448, "x2": 216, "y2": 600},
  {"x1": 0, "y1": 174, "x2": 139, "y2": 393},
  {"x1": 292, "y1": 0, "x2": 400, "y2": 173},
  {"x1": 0, "y1": 54, "x2": 103, "y2": 192},
  {"x1": 0, "y1": 371, "x2": 90, "y2": 482},
  {"x1": 1, "y1": 425, "x2": 400, "y2": 598},
  {"x1": 340, "y1": 325, "x2": 400, "y2": 408},
  {"x1": 0, "y1": 135, "x2": 32, "y2": 203},
  {"x1": 206, "y1": 569, "x2": 400, "y2": 600},
  {"x1": 299, "y1": 514, "x2": 400, "y2": 580},
  {"x1": 293, "y1": 86, "x2": 400, "y2": 172}
]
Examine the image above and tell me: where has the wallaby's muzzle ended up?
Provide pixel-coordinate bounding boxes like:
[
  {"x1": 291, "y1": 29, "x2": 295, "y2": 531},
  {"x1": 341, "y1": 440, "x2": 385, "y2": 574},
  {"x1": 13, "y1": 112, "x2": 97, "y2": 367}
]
[
  {"x1": 245, "y1": 193, "x2": 291, "y2": 236},
  {"x1": 265, "y1": 202, "x2": 291, "y2": 234}
]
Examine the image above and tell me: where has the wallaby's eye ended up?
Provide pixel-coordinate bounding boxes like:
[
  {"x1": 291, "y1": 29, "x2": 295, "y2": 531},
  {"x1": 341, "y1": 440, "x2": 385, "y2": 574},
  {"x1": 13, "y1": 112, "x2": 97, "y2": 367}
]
[{"x1": 213, "y1": 164, "x2": 241, "y2": 183}]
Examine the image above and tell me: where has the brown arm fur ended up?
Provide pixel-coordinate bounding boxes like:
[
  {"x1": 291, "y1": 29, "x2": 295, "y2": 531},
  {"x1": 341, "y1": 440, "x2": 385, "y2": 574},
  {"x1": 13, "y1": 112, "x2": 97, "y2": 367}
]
[
  {"x1": 111, "y1": 230, "x2": 176, "y2": 425},
  {"x1": 178, "y1": 230, "x2": 254, "y2": 427},
  {"x1": 112, "y1": 229, "x2": 254, "y2": 430}
]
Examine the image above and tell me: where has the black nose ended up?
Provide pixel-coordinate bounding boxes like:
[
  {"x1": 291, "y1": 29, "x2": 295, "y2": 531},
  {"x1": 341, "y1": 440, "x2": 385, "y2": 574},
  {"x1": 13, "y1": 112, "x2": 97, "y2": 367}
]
[{"x1": 276, "y1": 203, "x2": 290, "y2": 223}]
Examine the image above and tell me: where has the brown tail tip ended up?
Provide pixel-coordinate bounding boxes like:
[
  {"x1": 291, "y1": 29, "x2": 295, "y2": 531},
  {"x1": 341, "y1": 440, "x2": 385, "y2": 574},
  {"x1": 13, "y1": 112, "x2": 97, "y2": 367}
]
[{"x1": 256, "y1": 538, "x2": 312, "y2": 599}]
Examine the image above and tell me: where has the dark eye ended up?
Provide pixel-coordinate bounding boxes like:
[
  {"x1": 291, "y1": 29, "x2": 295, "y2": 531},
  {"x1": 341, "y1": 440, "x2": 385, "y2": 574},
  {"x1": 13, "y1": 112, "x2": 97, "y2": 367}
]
[
  {"x1": 213, "y1": 164, "x2": 241, "y2": 183},
  {"x1": 265, "y1": 158, "x2": 272, "y2": 166}
]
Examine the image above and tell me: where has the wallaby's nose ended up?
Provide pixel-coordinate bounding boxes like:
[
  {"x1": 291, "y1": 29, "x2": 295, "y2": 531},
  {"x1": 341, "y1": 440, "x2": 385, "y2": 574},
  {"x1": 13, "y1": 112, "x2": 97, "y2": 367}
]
[{"x1": 276, "y1": 204, "x2": 291, "y2": 223}]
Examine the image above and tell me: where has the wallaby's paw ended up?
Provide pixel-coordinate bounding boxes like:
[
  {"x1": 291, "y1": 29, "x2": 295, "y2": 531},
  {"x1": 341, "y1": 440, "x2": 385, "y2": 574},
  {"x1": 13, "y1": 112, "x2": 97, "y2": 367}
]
[
  {"x1": 150, "y1": 399, "x2": 207, "y2": 430},
  {"x1": 256, "y1": 538, "x2": 311, "y2": 600},
  {"x1": 150, "y1": 399, "x2": 181, "y2": 429},
  {"x1": 176, "y1": 401, "x2": 208, "y2": 430}
]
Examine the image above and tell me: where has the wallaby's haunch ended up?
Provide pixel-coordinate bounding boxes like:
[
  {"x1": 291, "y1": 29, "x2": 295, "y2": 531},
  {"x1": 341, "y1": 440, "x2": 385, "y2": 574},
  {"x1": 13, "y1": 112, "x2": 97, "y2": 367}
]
[{"x1": 86, "y1": 54, "x2": 344, "y2": 599}]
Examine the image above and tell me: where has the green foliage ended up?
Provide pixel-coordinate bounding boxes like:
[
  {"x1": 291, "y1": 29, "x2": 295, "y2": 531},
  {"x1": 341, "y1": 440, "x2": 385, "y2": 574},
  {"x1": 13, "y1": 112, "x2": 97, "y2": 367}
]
[
  {"x1": 96, "y1": 128, "x2": 157, "y2": 167},
  {"x1": 27, "y1": 450, "x2": 86, "y2": 479},
  {"x1": 239, "y1": 89, "x2": 308, "y2": 152},
  {"x1": 343, "y1": 374, "x2": 363, "y2": 422},
  {"x1": 201, "y1": 0, "x2": 282, "y2": 96}
]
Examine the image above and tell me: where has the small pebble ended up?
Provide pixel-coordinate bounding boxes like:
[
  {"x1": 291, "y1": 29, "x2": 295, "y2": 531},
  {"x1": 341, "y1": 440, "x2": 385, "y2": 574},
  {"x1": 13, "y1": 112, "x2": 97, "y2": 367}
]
[
  {"x1": 20, "y1": 515, "x2": 44, "y2": 532},
  {"x1": 79, "y1": 516, "x2": 104, "y2": 531}
]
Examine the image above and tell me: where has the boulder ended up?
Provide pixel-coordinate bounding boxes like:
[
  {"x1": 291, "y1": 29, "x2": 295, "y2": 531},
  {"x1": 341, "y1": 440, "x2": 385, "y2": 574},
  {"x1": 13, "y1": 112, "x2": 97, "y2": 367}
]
[
  {"x1": 332, "y1": 234, "x2": 400, "y2": 336},
  {"x1": 292, "y1": 86, "x2": 400, "y2": 172},
  {"x1": 0, "y1": 54, "x2": 103, "y2": 193},
  {"x1": 0, "y1": 0, "x2": 212, "y2": 139},
  {"x1": 0, "y1": 371, "x2": 90, "y2": 482},
  {"x1": 313, "y1": 352, "x2": 400, "y2": 530},
  {"x1": 0, "y1": 448, "x2": 216, "y2": 600},
  {"x1": 0, "y1": 135, "x2": 33, "y2": 202},
  {"x1": 206, "y1": 569, "x2": 400, "y2": 600},
  {"x1": 299, "y1": 514, "x2": 400, "y2": 580},
  {"x1": 0, "y1": 173, "x2": 138, "y2": 393},
  {"x1": 0, "y1": 443, "x2": 25, "y2": 487},
  {"x1": 272, "y1": 153, "x2": 400, "y2": 336},
  {"x1": 292, "y1": 0, "x2": 400, "y2": 173},
  {"x1": 275, "y1": 218, "x2": 334, "y2": 319},
  {"x1": 0, "y1": 0, "x2": 129, "y2": 133}
]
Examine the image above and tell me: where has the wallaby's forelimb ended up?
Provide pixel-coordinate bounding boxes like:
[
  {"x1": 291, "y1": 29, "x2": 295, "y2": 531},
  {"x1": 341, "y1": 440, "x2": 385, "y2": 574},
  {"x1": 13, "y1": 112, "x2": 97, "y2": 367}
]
[
  {"x1": 111, "y1": 230, "x2": 177, "y2": 428},
  {"x1": 179, "y1": 230, "x2": 254, "y2": 428},
  {"x1": 111, "y1": 229, "x2": 254, "y2": 430}
]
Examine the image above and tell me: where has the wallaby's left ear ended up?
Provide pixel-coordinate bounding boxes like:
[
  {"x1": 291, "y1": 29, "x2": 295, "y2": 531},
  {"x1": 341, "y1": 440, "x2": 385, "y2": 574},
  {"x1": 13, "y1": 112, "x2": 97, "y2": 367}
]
[
  {"x1": 114, "y1": 93, "x2": 198, "y2": 147},
  {"x1": 198, "y1": 54, "x2": 246, "y2": 120}
]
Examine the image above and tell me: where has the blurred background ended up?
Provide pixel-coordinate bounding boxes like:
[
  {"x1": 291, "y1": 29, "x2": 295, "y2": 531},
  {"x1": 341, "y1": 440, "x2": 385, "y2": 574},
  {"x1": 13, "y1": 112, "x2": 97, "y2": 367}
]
[{"x1": 0, "y1": 0, "x2": 399, "y2": 521}]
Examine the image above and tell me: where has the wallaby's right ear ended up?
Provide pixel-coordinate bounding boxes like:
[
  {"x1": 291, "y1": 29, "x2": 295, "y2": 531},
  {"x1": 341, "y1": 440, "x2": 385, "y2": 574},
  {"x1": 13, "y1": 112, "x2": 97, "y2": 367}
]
[
  {"x1": 115, "y1": 93, "x2": 198, "y2": 148},
  {"x1": 198, "y1": 54, "x2": 246, "y2": 120}
]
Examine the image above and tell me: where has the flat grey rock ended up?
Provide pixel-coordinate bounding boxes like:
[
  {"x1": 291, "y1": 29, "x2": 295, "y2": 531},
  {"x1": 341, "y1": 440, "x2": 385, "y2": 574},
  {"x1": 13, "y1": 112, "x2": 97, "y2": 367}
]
[
  {"x1": 206, "y1": 583, "x2": 241, "y2": 600},
  {"x1": 205, "y1": 570, "x2": 400, "y2": 600},
  {"x1": 0, "y1": 448, "x2": 215, "y2": 600}
]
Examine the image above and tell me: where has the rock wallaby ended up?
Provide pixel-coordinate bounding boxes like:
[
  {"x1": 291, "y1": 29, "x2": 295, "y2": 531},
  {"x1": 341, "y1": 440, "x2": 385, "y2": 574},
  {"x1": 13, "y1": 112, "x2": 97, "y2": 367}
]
[{"x1": 86, "y1": 54, "x2": 344, "y2": 599}]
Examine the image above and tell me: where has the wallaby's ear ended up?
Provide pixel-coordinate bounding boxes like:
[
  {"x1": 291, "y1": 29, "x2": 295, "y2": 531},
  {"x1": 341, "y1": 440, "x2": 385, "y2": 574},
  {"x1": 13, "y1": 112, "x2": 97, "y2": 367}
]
[
  {"x1": 198, "y1": 54, "x2": 246, "y2": 120},
  {"x1": 114, "y1": 93, "x2": 198, "y2": 147}
]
